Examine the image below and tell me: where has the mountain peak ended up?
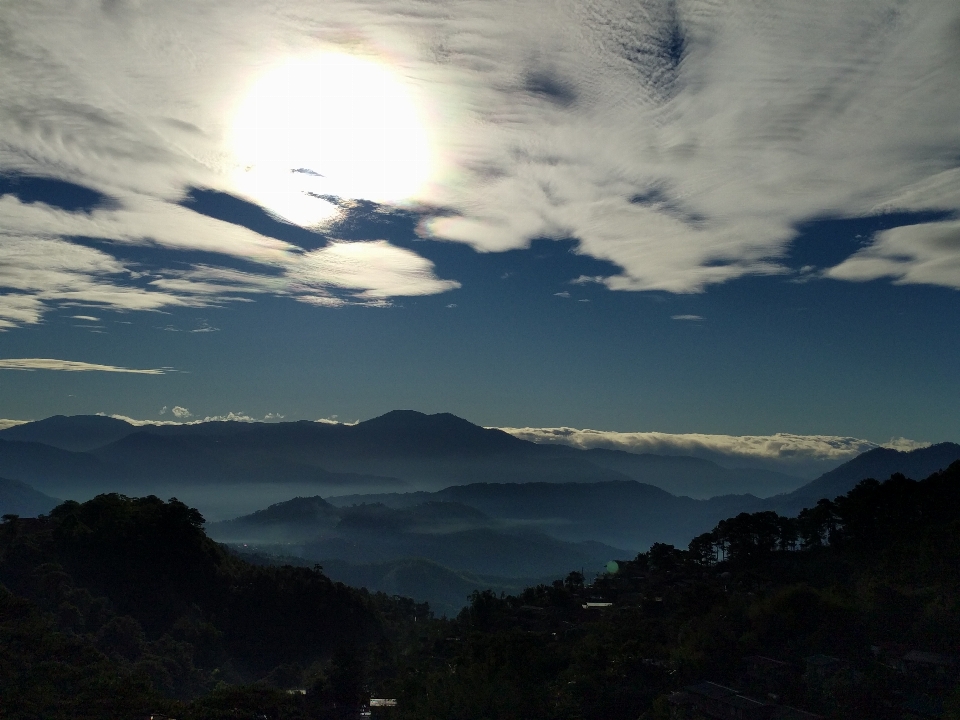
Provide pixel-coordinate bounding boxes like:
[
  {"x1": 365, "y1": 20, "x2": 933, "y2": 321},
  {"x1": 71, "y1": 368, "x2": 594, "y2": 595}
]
[{"x1": 0, "y1": 414, "x2": 137, "y2": 452}]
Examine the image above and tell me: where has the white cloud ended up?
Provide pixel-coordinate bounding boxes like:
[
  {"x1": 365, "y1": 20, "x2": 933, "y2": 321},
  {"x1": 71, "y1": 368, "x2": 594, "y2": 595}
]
[
  {"x1": 671, "y1": 314, "x2": 702, "y2": 321},
  {"x1": 99, "y1": 413, "x2": 183, "y2": 426},
  {"x1": 497, "y1": 426, "x2": 931, "y2": 476},
  {"x1": 0, "y1": 358, "x2": 169, "y2": 374},
  {"x1": 0, "y1": 232, "x2": 207, "y2": 328},
  {"x1": 171, "y1": 406, "x2": 193, "y2": 419},
  {"x1": 1, "y1": 0, "x2": 958, "y2": 313},
  {"x1": 100, "y1": 410, "x2": 258, "y2": 425},
  {"x1": 71, "y1": 315, "x2": 100, "y2": 321},
  {"x1": 289, "y1": 241, "x2": 460, "y2": 298},
  {"x1": 201, "y1": 411, "x2": 255, "y2": 422},
  {"x1": 0, "y1": 419, "x2": 29, "y2": 430},
  {"x1": 825, "y1": 220, "x2": 960, "y2": 289}
]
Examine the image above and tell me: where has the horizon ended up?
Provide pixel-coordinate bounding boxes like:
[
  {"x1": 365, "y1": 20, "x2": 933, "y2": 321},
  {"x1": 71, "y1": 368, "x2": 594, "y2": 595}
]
[
  {"x1": 1, "y1": 0, "x2": 959, "y2": 447},
  {"x1": 0, "y1": 407, "x2": 953, "y2": 481}
]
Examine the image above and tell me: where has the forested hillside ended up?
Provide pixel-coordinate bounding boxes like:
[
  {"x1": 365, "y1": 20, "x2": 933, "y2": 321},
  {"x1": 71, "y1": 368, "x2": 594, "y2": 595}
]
[{"x1": 2, "y1": 462, "x2": 958, "y2": 719}]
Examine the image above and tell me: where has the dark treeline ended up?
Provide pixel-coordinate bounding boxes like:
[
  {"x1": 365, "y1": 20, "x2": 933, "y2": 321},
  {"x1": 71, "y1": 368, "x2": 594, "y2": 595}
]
[{"x1": 2, "y1": 462, "x2": 959, "y2": 719}]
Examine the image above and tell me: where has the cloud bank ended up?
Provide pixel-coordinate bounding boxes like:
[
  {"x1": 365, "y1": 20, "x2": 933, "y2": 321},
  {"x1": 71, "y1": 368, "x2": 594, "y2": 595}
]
[
  {"x1": 0, "y1": 358, "x2": 169, "y2": 374},
  {"x1": 498, "y1": 426, "x2": 931, "y2": 477},
  {"x1": 1, "y1": 0, "x2": 958, "y2": 329}
]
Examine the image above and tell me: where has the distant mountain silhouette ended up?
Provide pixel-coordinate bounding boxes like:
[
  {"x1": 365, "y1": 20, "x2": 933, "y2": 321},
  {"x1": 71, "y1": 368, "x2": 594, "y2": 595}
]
[
  {"x1": 328, "y1": 481, "x2": 764, "y2": 550},
  {"x1": 0, "y1": 414, "x2": 136, "y2": 451},
  {"x1": 0, "y1": 476, "x2": 60, "y2": 517},
  {"x1": 576, "y1": 447, "x2": 803, "y2": 498},
  {"x1": 0, "y1": 439, "x2": 117, "y2": 494},
  {"x1": 0, "y1": 412, "x2": 806, "y2": 504},
  {"x1": 767, "y1": 442, "x2": 960, "y2": 514},
  {"x1": 209, "y1": 495, "x2": 628, "y2": 579}
]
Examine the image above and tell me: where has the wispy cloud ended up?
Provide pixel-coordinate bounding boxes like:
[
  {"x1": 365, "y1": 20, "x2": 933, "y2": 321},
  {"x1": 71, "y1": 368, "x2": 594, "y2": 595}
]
[
  {"x1": 0, "y1": 419, "x2": 29, "y2": 431},
  {"x1": 671, "y1": 314, "x2": 702, "y2": 321},
  {"x1": 0, "y1": 0, "x2": 958, "y2": 329},
  {"x1": 0, "y1": 358, "x2": 170, "y2": 374},
  {"x1": 826, "y1": 220, "x2": 960, "y2": 289}
]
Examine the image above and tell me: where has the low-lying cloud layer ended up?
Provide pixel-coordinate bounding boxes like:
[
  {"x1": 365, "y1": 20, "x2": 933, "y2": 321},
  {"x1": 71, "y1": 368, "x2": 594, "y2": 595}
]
[{"x1": 499, "y1": 426, "x2": 931, "y2": 478}]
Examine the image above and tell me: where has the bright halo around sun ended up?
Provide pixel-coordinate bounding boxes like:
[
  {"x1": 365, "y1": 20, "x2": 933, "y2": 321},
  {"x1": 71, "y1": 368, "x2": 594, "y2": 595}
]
[{"x1": 230, "y1": 53, "x2": 434, "y2": 227}]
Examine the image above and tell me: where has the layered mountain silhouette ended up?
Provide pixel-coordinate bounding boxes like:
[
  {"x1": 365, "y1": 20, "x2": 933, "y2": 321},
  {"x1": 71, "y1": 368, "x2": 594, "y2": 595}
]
[
  {"x1": 0, "y1": 476, "x2": 60, "y2": 517},
  {"x1": 208, "y1": 495, "x2": 628, "y2": 600},
  {"x1": 764, "y1": 441, "x2": 960, "y2": 514},
  {"x1": 0, "y1": 411, "x2": 803, "y2": 503},
  {"x1": 0, "y1": 414, "x2": 137, "y2": 451},
  {"x1": 3, "y1": 411, "x2": 956, "y2": 615}
]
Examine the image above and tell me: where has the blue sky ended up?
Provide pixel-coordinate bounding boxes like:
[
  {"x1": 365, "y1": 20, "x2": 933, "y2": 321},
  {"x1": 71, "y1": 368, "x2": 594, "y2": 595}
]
[{"x1": 1, "y1": 0, "x2": 958, "y2": 470}]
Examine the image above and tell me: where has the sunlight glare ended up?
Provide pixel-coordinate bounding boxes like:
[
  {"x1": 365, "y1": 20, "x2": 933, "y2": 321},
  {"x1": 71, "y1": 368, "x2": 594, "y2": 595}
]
[{"x1": 231, "y1": 53, "x2": 434, "y2": 227}]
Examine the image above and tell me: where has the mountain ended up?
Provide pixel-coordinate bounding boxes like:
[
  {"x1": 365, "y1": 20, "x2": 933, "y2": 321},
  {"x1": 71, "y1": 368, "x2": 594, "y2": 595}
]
[
  {"x1": 0, "y1": 414, "x2": 137, "y2": 451},
  {"x1": 575, "y1": 447, "x2": 804, "y2": 498},
  {"x1": 0, "y1": 413, "x2": 806, "y2": 512},
  {"x1": 208, "y1": 495, "x2": 629, "y2": 578},
  {"x1": 768, "y1": 441, "x2": 960, "y2": 514},
  {"x1": 0, "y1": 438, "x2": 117, "y2": 496},
  {"x1": 328, "y1": 481, "x2": 766, "y2": 550},
  {"x1": 0, "y1": 476, "x2": 60, "y2": 517},
  {"x1": 207, "y1": 495, "x2": 342, "y2": 543}
]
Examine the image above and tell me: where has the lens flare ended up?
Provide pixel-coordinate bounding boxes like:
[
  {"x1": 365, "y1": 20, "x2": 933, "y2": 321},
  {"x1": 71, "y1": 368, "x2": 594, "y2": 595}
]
[{"x1": 230, "y1": 52, "x2": 434, "y2": 227}]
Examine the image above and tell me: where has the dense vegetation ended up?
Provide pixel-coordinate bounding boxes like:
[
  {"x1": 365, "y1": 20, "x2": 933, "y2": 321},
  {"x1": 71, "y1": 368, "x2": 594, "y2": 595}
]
[
  {"x1": 0, "y1": 494, "x2": 426, "y2": 719},
  {"x1": 2, "y1": 461, "x2": 959, "y2": 719}
]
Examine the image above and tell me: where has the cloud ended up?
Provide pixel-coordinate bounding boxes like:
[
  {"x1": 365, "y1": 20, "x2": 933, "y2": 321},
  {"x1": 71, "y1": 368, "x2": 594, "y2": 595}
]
[
  {"x1": 0, "y1": 419, "x2": 28, "y2": 430},
  {"x1": 171, "y1": 406, "x2": 193, "y2": 419},
  {"x1": 99, "y1": 410, "x2": 258, "y2": 425},
  {"x1": 0, "y1": 358, "x2": 169, "y2": 374},
  {"x1": 71, "y1": 315, "x2": 100, "y2": 321},
  {"x1": 671, "y1": 314, "x2": 702, "y2": 321},
  {"x1": 554, "y1": 291, "x2": 570, "y2": 298},
  {"x1": 1, "y1": 0, "x2": 958, "y2": 314},
  {"x1": 825, "y1": 220, "x2": 960, "y2": 289},
  {"x1": 497, "y1": 426, "x2": 931, "y2": 477},
  {"x1": 289, "y1": 241, "x2": 460, "y2": 299},
  {"x1": 200, "y1": 411, "x2": 256, "y2": 422}
]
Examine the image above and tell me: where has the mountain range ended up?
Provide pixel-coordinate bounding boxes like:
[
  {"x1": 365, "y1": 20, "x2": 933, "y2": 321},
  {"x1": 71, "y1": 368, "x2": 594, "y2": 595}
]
[
  {"x1": 0, "y1": 411, "x2": 804, "y2": 512},
  {"x1": 2, "y1": 411, "x2": 957, "y2": 615}
]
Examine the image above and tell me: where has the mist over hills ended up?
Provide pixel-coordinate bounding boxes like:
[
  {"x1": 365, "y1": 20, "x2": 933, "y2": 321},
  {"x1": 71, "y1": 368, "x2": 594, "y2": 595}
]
[
  {"x1": 0, "y1": 476, "x2": 60, "y2": 517},
  {"x1": 1, "y1": 411, "x2": 958, "y2": 616},
  {"x1": 0, "y1": 411, "x2": 805, "y2": 512},
  {"x1": 208, "y1": 496, "x2": 628, "y2": 581}
]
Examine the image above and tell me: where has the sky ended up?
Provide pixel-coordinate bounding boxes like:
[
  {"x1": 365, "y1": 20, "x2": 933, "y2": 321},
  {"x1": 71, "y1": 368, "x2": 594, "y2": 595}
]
[{"x1": 1, "y1": 0, "x2": 959, "y2": 462}]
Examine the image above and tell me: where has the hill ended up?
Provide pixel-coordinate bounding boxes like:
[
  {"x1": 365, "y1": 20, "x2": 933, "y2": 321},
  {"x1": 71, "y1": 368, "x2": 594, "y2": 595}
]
[
  {"x1": 208, "y1": 496, "x2": 629, "y2": 579},
  {"x1": 0, "y1": 413, "x2": 808, "y2": 512},
  {"x1": 0, "y1": 493, "x2": 412, "y2": 718},
  {"x1": 0, "y1": 414, "x2": 137, "y2": 451},
  {"x1": 767, "y1": 441, "x2": 960, "y2": 514},
  {"x1": 328, "y1": 481, "x2": 766, "y2": 550},
  {"x1": 0, "y1": 476, "x2": 60, "y2": 517}
]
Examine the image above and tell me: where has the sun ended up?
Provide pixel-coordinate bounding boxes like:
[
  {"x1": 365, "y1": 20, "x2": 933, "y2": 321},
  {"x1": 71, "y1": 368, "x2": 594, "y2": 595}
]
[{"x1": 230, "y1": 52, "x2": 434, "y2": 227}]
